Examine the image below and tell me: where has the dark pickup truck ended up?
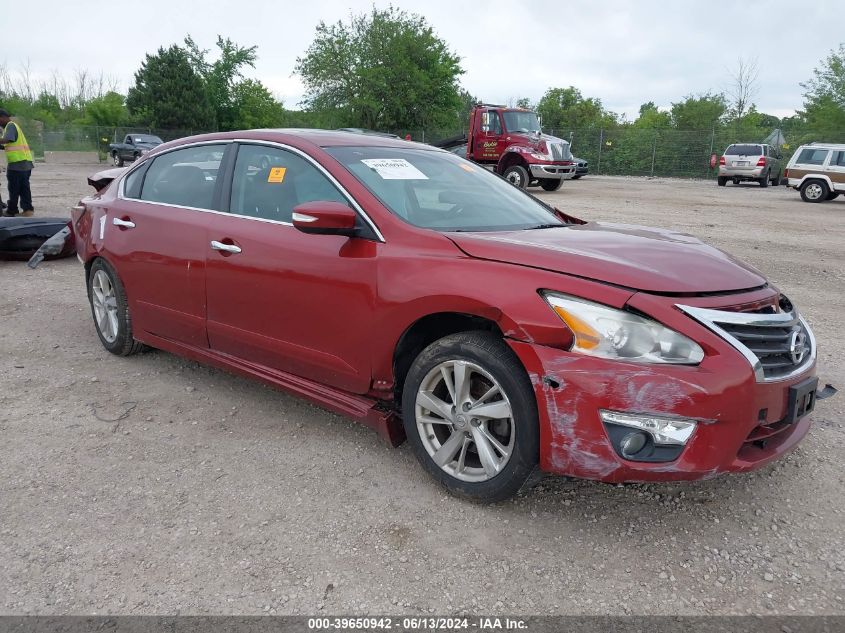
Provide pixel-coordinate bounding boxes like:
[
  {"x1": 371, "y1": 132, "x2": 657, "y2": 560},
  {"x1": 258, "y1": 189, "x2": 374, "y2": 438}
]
[{"x1": 108, "y1": 134, "x2": 163, "y2": 166}]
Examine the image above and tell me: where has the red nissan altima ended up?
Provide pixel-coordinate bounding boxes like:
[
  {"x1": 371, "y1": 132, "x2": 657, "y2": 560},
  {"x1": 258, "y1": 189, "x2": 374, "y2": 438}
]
[{"x1": 71, "y1": 129, "x2": 825, "y2": 502}]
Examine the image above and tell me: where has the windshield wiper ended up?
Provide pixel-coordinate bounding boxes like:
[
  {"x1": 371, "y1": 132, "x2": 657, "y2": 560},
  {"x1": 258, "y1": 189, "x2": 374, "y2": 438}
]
[{"x1": 525, "y1": 223, "x2": 567, "y2": 230}]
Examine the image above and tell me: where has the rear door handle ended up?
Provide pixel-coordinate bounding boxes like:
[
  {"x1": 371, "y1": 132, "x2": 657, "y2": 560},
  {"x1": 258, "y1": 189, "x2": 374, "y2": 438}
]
[
  {"x1": 112, "y1": 217, "x2": 135, "y2": 229},
  {"x1": 210, "y1": 240, "x2": 242, "y2": 254}
]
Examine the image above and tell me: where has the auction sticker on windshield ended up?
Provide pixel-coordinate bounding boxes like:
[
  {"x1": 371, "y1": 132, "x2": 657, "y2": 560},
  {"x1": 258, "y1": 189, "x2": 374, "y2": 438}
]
[{"x1": 361, "y1": 158, "x2": 428, "y2": 180}]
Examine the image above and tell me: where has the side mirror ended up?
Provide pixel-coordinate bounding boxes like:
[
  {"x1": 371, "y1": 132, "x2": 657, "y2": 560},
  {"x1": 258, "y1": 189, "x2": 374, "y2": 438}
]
[
  {"x1": 553, "y1": 206, "x2": 586, "y2": 225},
  {"x1": 292, "y1": 201, "x2": 358, "y2": 237}
]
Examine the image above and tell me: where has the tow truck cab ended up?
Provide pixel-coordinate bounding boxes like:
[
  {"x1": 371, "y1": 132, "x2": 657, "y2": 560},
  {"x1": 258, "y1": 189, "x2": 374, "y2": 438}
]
[{"x1": 466, "y1": 104, "x2": 576, "y2": 191}]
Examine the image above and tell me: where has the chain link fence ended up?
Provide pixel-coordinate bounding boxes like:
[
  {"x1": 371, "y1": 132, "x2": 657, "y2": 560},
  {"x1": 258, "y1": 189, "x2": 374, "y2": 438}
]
[
  {"x1": 546, "y1": 127, "x2": 845, "y2": 178},
  {"x1": 26, "y1": 124, "x2": 213, "y2": 162},
  {"x1": 21, "y1": 122, "x2": 845, "y2": 178}
]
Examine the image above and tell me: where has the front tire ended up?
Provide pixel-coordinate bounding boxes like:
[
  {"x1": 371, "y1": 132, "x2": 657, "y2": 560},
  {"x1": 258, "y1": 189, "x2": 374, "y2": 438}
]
[
  {"x1": 502, "y1": 165, "x2": 529, "y2": 189},
  {"x1": 88, "y1": 258, "x2": 144, "y2": 356},
  {"x1": 112, "y1": 152, "x2": 124, "y2": 167},
  {"x1": 401, "y1": 331, "x2": 539, "y2": 503},
  {"x1": 539, "y1": 178, "x2": 563, "y2": 192},
  {"x1": 800, "y1": 179, "x2": 829, "y2": 203}
]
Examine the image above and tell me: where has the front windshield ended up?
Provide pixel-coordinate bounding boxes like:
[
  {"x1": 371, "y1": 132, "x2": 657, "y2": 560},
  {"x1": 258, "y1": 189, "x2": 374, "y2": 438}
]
[
  {"x1": 135, "y1": 135, "x2": 163, "y2": 144},
  {"x1": 326, "y1": 146, "x2": 564, "y2": 232},
  {"x1": 502, "y1": 111, "x2": 541, "y2": 133}
]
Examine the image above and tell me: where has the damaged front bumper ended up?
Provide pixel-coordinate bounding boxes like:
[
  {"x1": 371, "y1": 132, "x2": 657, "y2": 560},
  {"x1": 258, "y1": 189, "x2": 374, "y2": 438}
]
[{"x1": 506, "y1": 288, "x2": 822, "y2": 483}]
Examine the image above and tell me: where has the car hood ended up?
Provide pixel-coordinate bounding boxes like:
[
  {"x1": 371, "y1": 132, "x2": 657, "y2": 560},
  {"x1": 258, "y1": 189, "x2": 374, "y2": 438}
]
[{"x1": 447, "y1": 222, "x2": 766, "y2": 293}]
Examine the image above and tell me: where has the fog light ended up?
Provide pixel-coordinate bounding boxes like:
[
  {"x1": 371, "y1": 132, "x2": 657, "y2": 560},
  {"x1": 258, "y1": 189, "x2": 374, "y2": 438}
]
[
  {"x1": 600, "y1": 410, "x2": 697, "y2": 446},
  {"x1": 620, "y1": 431, "x2": 648, "y2": 457},
  {"x1": 600, "y1": 410, "x2": 699, "y2": 463}
]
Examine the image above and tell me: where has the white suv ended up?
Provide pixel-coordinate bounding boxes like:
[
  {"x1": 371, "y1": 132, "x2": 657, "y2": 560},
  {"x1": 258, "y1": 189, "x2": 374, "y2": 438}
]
[{"x1": 784, "y1": 143, "x2": 845, "y2": 203}]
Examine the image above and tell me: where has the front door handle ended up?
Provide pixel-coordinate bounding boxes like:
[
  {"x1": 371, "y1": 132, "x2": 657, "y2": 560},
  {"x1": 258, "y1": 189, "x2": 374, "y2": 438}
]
[
  {"x1": 112, "y1": 217, "x2": 135, "y2": 229},
  {"x1": 210, "y1": 240, "x2": 242, "y2": 254}
]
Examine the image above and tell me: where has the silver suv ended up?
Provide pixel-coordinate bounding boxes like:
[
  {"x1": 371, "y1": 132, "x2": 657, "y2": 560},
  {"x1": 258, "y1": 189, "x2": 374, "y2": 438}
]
[{"x1": 718, "y1": 143, "x2": 782, "y2": 187}]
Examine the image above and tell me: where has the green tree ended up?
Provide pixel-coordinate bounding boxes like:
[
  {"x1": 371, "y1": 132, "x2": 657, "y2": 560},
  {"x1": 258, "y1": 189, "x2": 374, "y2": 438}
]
[
  {"x1": 670, "y1": 92, "x2": 727, "y2": 129},
  {"x1": 800, "y1": 43, "x2": 845, "y2": 132},
  {"x1": 184, "y1": 35, "x2": 258, "y2": 131},
  {"x1": 31, "y1": 92, "x2": 62, "y2": 125},
  {"x1": 126, "y1": 45, "x2": 215, "y2": 130},
  {"x1": 230, "y1": 79, "x2": 285, "y2": 129},
  {"x1": 535, "y1": 86, "x2": 617, "y2": 131},
  {"x1": 632, "y1": 102, "x2": 671, "y2": 129},
  {"x1": 84, "y1": 91, "x2": 129, "y2": 127},
  {"x1": 295, "y1": 6, "x2": 464, "y2": 130}
]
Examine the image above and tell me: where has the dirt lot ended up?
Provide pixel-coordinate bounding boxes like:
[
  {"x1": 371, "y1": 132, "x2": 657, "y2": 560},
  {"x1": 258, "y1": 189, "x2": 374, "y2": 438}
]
[{"x1": 1, "y1": 163, "x2": 843, "y2": 616}]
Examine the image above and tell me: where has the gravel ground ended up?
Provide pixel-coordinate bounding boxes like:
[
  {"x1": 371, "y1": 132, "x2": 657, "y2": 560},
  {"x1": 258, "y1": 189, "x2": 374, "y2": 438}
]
[{"x1": 1, "y1": 164, "x2": 843, "y2": 616}]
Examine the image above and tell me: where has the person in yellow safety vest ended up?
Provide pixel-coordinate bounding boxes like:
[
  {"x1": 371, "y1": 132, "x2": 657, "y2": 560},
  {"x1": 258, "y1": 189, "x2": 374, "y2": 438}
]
[{"x1": 0, "y1": 108, "x2": 35, "y2": 217}]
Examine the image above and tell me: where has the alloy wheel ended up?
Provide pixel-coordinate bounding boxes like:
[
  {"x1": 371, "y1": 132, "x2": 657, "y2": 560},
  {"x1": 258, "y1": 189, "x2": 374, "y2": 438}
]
[
  {"x1": 415, "y1": 360, "x2": 515, "y2": 482},
  {"x1": 805, "y1": 183, "x2": 823, "y2": 200},
  {"x1": 91, "y1": 269, "x2": 119, "y2": 343}
]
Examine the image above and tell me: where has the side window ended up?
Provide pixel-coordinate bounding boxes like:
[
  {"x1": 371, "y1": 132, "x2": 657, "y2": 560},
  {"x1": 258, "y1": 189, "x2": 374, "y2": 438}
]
[
  {"x1": 230, "y1": 145, "x2": 347, "y2": 222},
  {"x1": 140, "y1": 144, "x2": 225, "y2": 209},
  {"x1": 481, "y1": 111, "x2": 503, "y2": 135},
  {"x1": 833, "y1": 151, "x2": 845, "y2": 167},
  {"x1": 488, "y1": 111, "x2": 503, "y2": 134},
  {"x1": 796, "y1": 148, "x2": 829, "y2": 166},
  {"x1": 123, "y1": 163, "x2": 148, "y2": 199}
]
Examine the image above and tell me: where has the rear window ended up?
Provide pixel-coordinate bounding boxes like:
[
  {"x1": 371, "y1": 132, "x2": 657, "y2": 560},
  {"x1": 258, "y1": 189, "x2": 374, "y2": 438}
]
[
  {"x1": 725, "y1": 144, "x2": 763, "y2": 156},
  {"x1": 140, "y1": 144, "x2": 225, "y2": 209},
  {"x1": 796, "y1": 148, "x2": 830, "y2": 165}
]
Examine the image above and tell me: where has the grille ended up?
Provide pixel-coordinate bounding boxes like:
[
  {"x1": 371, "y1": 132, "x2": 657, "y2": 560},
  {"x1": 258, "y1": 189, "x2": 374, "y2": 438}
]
[
  {"x1": 677, "y1": 304, "x2": 815, "y2": 382},
  {"x1": 718, "y1": 320, "x2": 811, "y2": 380},
  {"x1": 548, "y1": 142, "x2": 571, "y2": 162}
]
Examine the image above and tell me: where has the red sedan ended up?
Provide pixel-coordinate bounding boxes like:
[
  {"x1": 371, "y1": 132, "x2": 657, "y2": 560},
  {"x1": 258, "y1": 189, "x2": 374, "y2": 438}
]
[{"x1": 71, "y1": 130, "x2": 823, "y2": 502}]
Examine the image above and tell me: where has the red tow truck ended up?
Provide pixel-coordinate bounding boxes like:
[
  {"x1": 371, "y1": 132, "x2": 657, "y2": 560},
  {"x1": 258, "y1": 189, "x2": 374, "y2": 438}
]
[{"x1": 436, "y1": 104, "x2": 576, "y2": 191}]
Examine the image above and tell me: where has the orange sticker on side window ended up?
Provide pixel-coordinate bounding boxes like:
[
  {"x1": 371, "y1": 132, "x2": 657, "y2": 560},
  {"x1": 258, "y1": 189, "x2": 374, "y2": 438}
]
[{"x1": 267, "y1": 167, "x2": 287, "y2": 183}]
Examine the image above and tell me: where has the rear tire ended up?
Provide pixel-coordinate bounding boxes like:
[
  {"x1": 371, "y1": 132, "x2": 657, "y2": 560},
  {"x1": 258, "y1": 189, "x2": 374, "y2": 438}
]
[
  {"x1": 717, "y1": 177, "x2": 728, "y2": 187},
  {"x1": 401, "y1": 331, "x2": 539, "y2": 503},
  {"x1": 502, "y1": 165, "x2": 529, "y2": 189},
  {"x1": 800, "y1": 179, "x2": 829, "y2": 203},
  {"x1": 539, "y1": 178, "x2": 563, "y2": 192},
  {"x1": 88, "y1": 258, "x2": 145, "y2": 356}
]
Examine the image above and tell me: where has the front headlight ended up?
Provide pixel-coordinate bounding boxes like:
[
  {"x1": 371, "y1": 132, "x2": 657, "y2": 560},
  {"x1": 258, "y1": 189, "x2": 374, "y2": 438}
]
[{"x1": 543, "y1": 292, "x2": 704, "y2": 365}]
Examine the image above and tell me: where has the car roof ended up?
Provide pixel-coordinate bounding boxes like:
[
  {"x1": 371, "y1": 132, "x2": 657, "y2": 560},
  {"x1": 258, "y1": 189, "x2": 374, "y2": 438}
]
[{"x1": 150, "y1": 128, "x2": 436, "y2": 155}]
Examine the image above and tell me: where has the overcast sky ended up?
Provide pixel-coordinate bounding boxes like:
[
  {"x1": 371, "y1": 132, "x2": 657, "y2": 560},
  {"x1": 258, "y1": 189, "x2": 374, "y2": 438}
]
[{"x1": 6, "y1": 1, "x2": 844, "y2": 119}]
